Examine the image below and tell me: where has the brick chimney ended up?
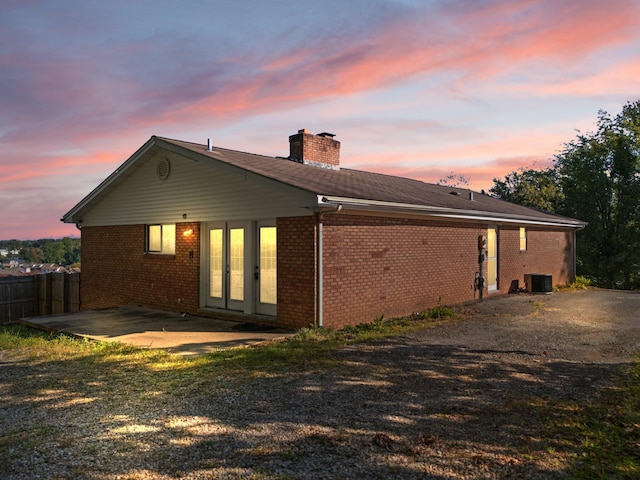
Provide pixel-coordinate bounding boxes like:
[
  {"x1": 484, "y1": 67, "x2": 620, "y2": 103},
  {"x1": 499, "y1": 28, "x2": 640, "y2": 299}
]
[{"x1": 288, "y1": 129, "x2": 340, "y2": 170}]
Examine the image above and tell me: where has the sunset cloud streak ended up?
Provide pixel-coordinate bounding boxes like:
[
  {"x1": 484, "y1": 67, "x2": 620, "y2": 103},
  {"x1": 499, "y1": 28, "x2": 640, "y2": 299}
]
[{"x1": 1, "y1": 0, "x2": 639, "y2": 239}]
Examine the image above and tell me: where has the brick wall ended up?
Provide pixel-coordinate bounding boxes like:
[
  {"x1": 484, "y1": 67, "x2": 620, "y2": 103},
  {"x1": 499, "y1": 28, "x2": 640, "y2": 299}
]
[
  {"x1": 288, "y1": 130, "x2": 340, "y2": 168},
  {"x1": 276, "y1": 216, "x2": 317, "y2": 329},
  {"x1": 498, "y1": 226, "x2": 574, "y2": 292},
  {"x1": 320, "y1": 215, "x2": 486, "y2": 328},
  {"x1": 81, "y1": 219, "x2": 576, "y2": 330},
  {"x1": 81, "y1": 223, "x2": 200, "y2": 312}
]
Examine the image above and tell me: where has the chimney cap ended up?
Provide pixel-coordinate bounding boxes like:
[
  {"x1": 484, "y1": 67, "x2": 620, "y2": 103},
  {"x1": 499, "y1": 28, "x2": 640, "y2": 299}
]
[
  {"x1": 318, "y1": 132, "x2": 335, "y2": 138},
  {"x1": 298, "y1": 128, "x2": 311, "y2": 134}
]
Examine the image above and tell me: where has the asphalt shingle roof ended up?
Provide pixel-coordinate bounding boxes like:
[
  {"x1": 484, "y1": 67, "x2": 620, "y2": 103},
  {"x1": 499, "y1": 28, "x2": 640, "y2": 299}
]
[{"x1": 159, "y1": 136, "x2": 583, "y2": 227}]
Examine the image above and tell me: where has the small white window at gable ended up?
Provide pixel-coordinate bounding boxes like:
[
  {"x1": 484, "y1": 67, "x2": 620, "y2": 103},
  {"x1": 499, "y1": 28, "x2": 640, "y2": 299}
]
[
  {"x1": 147, "y1": 224, "x2": 176, "y2": 254},
  {"x1": 519, "y1": 227, "x2": 527, "y2": 251}
]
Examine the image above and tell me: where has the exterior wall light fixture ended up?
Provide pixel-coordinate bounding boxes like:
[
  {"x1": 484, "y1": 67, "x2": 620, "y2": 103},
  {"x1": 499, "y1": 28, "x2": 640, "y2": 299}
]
[{"x1": 183, "y1": 229, "x2": 193, "y2": 237}]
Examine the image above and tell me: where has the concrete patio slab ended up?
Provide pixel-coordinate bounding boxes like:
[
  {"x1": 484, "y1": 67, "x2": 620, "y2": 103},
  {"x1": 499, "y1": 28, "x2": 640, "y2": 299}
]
[{"x1": 20, "y1": 306, "x2": 294, "y2": 356}]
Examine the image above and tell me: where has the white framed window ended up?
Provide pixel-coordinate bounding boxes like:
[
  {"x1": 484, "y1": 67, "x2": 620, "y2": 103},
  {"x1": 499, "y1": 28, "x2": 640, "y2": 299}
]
[
  {"x1": 519, "y1": 227, "x2": 527, "y2": 251},
  {"x1": 147, "y1": 224, "x2": 176, "y2": 254}
]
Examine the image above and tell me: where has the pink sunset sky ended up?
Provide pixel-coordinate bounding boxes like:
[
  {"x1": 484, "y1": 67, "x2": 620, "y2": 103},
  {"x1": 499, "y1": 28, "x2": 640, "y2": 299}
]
[{"x1": 1, "y1": 0, "x2": 639, "y2": 240}]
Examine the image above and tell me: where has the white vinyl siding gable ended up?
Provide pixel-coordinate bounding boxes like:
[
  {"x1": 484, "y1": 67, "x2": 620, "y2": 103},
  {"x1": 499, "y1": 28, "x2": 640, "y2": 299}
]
[{"x1": 77, "y1": 150, "x2": 316, "y2": 227}]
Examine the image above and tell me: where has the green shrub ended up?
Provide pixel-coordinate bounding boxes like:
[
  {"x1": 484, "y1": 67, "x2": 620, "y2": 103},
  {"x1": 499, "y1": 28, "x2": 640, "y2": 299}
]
[
  {"x1": 343, "y1": 315, "x2": 386, "y2": 335},
  {"x1": 416, "y1": 306, "x2": 455, "y2": 320},
  {"x1": 555, "y1": 275, "x2": 593, "y2": 291},
  {"x1": 572, "y1": 275, "x2": 592, "y2": 289}
]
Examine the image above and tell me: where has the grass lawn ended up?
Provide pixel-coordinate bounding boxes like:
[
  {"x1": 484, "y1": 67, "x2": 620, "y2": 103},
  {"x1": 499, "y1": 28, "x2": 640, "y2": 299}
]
[{"x1": 1, "y1": 305, "x2": 638, "y2": 479}]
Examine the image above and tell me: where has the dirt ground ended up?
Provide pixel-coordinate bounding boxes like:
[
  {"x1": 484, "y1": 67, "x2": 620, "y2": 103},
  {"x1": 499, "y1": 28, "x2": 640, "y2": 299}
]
[
  {"x1": 329, "y1": 288, "x2": 640, "y2": 478},
  {"x1": 1, "y1": 288, "x2": 639, "y2": 479},
  {"x1": 422, "y1": 288, "x2": 640, "y2": 364}
]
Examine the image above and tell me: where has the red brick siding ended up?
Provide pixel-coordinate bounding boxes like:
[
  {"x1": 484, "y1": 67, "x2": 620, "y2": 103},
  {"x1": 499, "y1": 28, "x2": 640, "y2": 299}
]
[
  {"x1": 276, "y1": 216, "x2": 317, "y2": 329},
  {"x1": 81, "y1": 223, "x2": 200, "y2": 313},
  {"x1": 289, "y1": 131, "x2": 340, "y2": 167},
  {"x1": 498, "y1": 226, "x2": 574, "y2": 292},
  {"x1": 81, "y1": 219, "x2": 576, "y2": 331},
  {"x1": 321, "y1": 215, "x2": 486, "y2": 328}
]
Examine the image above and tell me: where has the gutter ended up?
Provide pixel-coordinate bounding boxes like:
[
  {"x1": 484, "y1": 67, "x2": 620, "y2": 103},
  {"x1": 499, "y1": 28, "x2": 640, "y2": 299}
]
[{"x1": 318, "y1": 195, "x2": 586, "y2": 229}]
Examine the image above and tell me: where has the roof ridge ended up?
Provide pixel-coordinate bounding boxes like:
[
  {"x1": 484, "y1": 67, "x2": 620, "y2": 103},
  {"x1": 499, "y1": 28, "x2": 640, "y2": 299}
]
[{"x1": 158, "y1": 136, "x2": 283, "y2": 162}]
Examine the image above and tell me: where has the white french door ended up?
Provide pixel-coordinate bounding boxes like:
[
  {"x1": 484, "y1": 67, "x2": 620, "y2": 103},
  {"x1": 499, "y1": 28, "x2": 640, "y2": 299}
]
[
  {"x1": 256, "y1": 222, "x2": 277, "y2": 316},
  {"x1": 207, "y1": 221, "x2": 249, "y2": 311},
  {"x1": 204, "y1": 220, "x2": 277, "y2": 316}
]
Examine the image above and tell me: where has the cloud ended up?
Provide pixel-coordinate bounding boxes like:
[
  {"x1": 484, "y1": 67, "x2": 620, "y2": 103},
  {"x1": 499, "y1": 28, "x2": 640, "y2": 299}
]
[
  {"x1": 344, "y1": 122, "x2": 568, "y2": 192},
  {"x1": 358, "y1": 154, "x2": 553, "y2": 192},
  {"x1": 502, "y1": 58, "x2": 640, "y2": 99},
  {"x1": 0, "y1": 180, "x2": 81, "y2": 239},
  {"x1": 4, "y1": 0, "x2": 639, "y2": 143},
  {"x1": 157, "y1": 0, "x2": 640, "y2": 128},
  {"x1": 1, "y1": 0, "x2": 639, "y2": 239},
  {"x1": 1, "y1": 149, "x2": 124, "y2": 183}
]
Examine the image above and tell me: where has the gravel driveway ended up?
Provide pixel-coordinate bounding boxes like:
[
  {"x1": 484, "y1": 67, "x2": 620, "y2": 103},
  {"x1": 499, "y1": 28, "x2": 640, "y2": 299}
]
[
  {"x1": 1, "y1": 289, "x2": 639, "y2": 479},
  {"x1": 437, "y1": 288, "x2": 640, "y2": 363}
]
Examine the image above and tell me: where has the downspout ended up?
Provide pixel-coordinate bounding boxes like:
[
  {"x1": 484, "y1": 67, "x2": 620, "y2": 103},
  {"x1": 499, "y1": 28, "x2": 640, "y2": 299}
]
[
  {"x1": 316, "y1": 205, "x2": 342, "y2": 328},
  {"x1": 316, "y1": 218, "x2": 323, "y2": 328}
]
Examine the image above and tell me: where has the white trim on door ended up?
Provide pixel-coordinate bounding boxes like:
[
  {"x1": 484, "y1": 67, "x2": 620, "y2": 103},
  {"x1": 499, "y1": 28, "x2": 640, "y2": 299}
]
[{"x1": 200, "y1": 220, "x2": 277, "y2": 317}]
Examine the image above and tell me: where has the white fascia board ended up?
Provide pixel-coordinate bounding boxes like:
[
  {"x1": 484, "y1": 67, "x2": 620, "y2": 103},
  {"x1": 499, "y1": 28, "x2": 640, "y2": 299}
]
[
  {"x1": 61, "y1": 137, "x2": 158, "y2": 223},
  {"x1": 318, "y1": 195, "x2": 585, "y2": 228}
]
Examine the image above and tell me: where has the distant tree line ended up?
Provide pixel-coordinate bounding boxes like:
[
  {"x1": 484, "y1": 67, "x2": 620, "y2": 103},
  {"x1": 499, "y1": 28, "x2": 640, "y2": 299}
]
[
  {"x1": 0, "y1": 237, "x2": 81, "y2": 266},
  {"x1": 490, "y1": 100, "x2": 640, "y2": 289}
]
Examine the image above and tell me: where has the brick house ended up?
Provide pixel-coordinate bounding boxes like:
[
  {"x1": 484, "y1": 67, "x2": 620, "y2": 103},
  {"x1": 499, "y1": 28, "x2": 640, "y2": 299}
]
[{"x1": 62, "y1": 130, "x2": 585, "y2": 329}]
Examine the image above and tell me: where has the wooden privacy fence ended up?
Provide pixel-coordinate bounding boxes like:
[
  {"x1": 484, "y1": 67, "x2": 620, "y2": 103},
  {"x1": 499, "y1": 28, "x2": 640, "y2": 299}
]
[{"x1": 0, "y1": 273, "x2": 80, "y2": 324}]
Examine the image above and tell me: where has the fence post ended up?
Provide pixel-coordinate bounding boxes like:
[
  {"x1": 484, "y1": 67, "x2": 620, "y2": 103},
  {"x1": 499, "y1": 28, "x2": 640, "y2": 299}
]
[
  {"x1": 51, "y1": 272, "x2": 65, "y2": 315},
  {"x1": 0, "y1": 273, "x2": 80, "y2": 323},
  {"x1": 66, "y1": 273, "x2": 81, "y2": 313},
  {"x1": 0, "y1": 277, "x2": 37, "y2": 324}
]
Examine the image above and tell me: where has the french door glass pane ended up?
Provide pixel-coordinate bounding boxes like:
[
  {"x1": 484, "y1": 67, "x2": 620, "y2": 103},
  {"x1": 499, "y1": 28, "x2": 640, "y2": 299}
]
[
  {"x1": 259, "y1": 227, "x2": 277, "y2": 304},
  {"x1": 229, "y1": 228, "x2": 244, "y2": 301},
  {"x1": 487, "y1": 228, "x2": 497, "y2": 288},
  {"x1": 209, "y1": 229, "x2": 223, "y2": 298}
]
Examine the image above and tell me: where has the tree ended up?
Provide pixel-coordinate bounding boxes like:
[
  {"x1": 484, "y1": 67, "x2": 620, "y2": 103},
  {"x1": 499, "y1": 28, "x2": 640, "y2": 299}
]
[
  {"x1": 0, "y1": 237, "x2": 81, "y2": 265},
  {"x1": 555, "y1": 100, "x2": 640, "y2": 288},
  {"x1": 43, "y1": 241, "x2": 66, "y2": 264},
  {"x1": 438, "y1": 171, "x2": 470, "y2": 188},
  {"x1": 60, "y1": 237, "x2": 81, "y2": 265},
  {"x1": 489, "y1": 167, "x2": 562, "y2": 213},
  {"x1": 21, "y1": 246, "x2": 44, "y2": 263},
  {"x1": 0, "y1": 239, "x2": 23, "y2": 256}
]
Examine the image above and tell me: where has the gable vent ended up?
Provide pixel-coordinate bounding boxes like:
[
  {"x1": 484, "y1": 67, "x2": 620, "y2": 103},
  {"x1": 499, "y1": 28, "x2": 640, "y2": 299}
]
[{"x1": 157, "y1": 157, "x2": 170, "y2": 180}]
